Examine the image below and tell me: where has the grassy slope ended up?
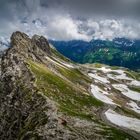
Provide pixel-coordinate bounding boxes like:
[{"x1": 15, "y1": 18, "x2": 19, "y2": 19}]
[
  {"x1": 51, "y1": 47, "x2": 72, "y2": 63},
  {"x1": 28, "y1": 60, "x2": 103, "y2": 118},
  {"x1": 27, "y1": 60, "x2": 135, "y2": 140}
]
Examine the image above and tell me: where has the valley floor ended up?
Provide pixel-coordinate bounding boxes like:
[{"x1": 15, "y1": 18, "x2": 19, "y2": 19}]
[{"x1": 87, "y1": 64, "x2": 140, "y2": 139}]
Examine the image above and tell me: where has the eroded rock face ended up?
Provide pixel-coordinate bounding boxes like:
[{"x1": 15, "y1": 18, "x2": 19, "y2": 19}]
[
  {"x1": 10, "y1": 31, "x2": 51, "y2": 60},
  {"x1": 32, "y1": 35, "x2": 51, "y2": 55},
  {"x1": 0, "y1": 31, "x2": 71, "y2": 140}
]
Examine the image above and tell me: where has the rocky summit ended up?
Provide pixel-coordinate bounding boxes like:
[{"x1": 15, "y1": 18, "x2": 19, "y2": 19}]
[{"x1": 0, "y1": 31, "x2": 140, "y2": 140}]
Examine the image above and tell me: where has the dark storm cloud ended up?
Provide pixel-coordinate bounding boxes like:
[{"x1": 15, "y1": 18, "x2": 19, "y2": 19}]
[
  {"x1": 40, "y1": 0, "x2": 140, "y2": 18},
  {"x1": 0, "y1": 0, "x2": 140, "y2": 40},
  {"x1": 0, "y1": 0, "x2": 140, "y2": 19}
]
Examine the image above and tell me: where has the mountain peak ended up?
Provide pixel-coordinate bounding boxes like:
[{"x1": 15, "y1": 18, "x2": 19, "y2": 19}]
[
  {"x1": 9, "y1": 31, "x2": 51, "y2": 59},
  {"x1": 32, "y1": 34, "x2": 51, "y2": 55},
  {"x1": 0, "y1": 31, "x2": 140, "y2": 140},
  {"x1": 11, "y1": 31, "x2": 30, "y2": 46},
  {"x1": 10, "y1": 31, "x2": 32, "y2": 56}
]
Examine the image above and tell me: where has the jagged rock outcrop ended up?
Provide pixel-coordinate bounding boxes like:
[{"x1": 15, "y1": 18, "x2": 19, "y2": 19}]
[
  {"x1": 32, "y1": 35, "x2": 51, "y2": 55},
  {"x1": 0, "y1": 31, "x2": 138, "y2": 140},
  {"x1": 10, "y1": 31, "x2": 51, "y2": 61},
  {"x1": 0, "y1": 31, "x2": 73, "y2": 140}
]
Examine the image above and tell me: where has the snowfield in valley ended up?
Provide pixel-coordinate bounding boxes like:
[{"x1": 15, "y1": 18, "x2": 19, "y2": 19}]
[
  {"x1": 91, "y1": 66, "x2": 140, "y2": 101},
  {"x1": 88, "y1": 66, "x2": 140, "y2": 136},
  {"x1": 90, "y1": 84, "x2": 116, "y2": 105},
  {"x1": 89, "y1": 66, "x2": 140, "y2": 105},
  {"x1": 105, "y1": 109, "x2": 140, "y2": 133},
  {"x1": 97, "y1": 67, "x2": 139, "y2": 82},
  {"x1": 127, "y1": 101, "x2": 140, "y2": 114},
  {"x1": 88, "y1": 73, "x2": 110, "y2": 84},
  {"x1": 112, "y1": 84, "x2": 140, "y2": 101},
  {"x1": 129, "y1": 80, "x2": 140, "y2": 87}
]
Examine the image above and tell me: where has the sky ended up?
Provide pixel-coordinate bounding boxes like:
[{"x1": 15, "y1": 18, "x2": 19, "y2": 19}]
[{"x1": 0, "y1": 0, "x2": 140, "y2": 41}]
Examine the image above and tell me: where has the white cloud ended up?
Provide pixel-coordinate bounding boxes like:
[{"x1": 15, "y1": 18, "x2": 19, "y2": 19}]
[
  {"x1": 85, "y1": 19, "x2": 140, "y2": 40},
  {"x1": 0, "y1": 0, "x2": 140, "y2": 41},
  {"x1": 87, "y1": 20, "x2": 100, "y2": 31},
  {"x1": 46, "y1": 15, "x2": 90, "y2": 41},
  {"x1": 0, "y1": 10, "x2": 140, "y2": 41}
]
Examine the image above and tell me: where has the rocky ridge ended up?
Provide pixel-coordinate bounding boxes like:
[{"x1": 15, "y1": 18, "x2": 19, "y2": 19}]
[
  {"x1": 0, "y1": 31, "x2": 71, "y2": 140},
  {"x1": 0, "y1": 31, "x2": 139, "y2": 140}
]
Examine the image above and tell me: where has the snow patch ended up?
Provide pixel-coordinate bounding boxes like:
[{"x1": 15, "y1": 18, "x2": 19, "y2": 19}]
[
  {"x1": 45, "y1": 56, "x2": 67, "y2": 69},
  {"x1": 129, "y1": 80, "x2": 140, "y2": 87},
  {"x1": 97, "y1": 67, "x2": 133, "y2": 81},
  {"x1": 88, "y1": 73, "x2": 110, "y2": 84},
  {"x1": 91, "y1": 84, "x2": 116, "y2": 105},
  {"x1": 97, "y1": 67, "x2": 112, "y2": 73},
  {"x1": 105, "y1": 109, "x2": 140, "y2": 133},
  {"x1": 113, "y1": 84, "x2": 140, "y2": 101},
  {"x1": 107, "y1": 72, "x2": 132, "y2": 81},
  {"x1": 60, "y1": 62, "x2": 75, "y2": 68},
  {"x1": 127, "y1": 101, "x2": 140, "y2": 114},
  {"x1": 52, "y1": 57, "x2": 75, "y2": 68},
  {"x1": 97, "y1": 67, "x2": 126, "y2": 76}
]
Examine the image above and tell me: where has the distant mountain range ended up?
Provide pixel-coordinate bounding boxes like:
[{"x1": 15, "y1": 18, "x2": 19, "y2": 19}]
[
  {"x1": 50, "y1": 38, "x2": 140, "y2": 70},
  {"x1": 0, "y1": 36, "x2": 140, "y2": 70}
]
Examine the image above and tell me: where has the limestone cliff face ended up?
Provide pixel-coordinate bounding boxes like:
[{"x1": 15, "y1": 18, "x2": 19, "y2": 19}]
[{"x1": 0, "y1": 31, "x2": 71, "y2": 140}]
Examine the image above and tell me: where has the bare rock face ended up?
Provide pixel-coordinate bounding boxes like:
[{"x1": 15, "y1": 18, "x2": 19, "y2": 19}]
[
  {"x1": 32, "y1": 35, "x2": 51, "y2": 55},
  {"x1": 0, "y1": 31, "x2": 72, "y2": 140},
  {"x1": 11, "y1": 31, "x2": 30, "y2": 46},
  {"x1": 10, "y1": 31, "x2": 51, "y2": 60}
]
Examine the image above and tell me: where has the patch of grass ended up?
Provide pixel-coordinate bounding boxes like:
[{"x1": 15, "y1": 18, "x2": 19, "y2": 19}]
[
  {"x1": 57, "y1": 66, "x2": 91, "y2": 88},
  {"x1": 122, "y1": 68, "x2": 140, "y2": 81},
  {"x1": 108, "y1": 127, "x2": 136, "y2": 140},
  {"x1": 115, "y1": 106, "x2": 140, "y2": 119},
  {"x1": 28, "y1": 60, "x2": 103, "y2": 119},
  {"x1": 129, "y1": 86, "x2": 140, "y2": 93},
  {"x1": 60, "y1": 106, "x2": 95, "y2": 121},
  {"x1": 110, "y1": 66, "x2": 121, "y2": 70},
  {"x1": 94, "y1": 63, "x2": 104, "y2": 68},
  {"x1": 125, "y1": 71, "x2": 136, "y2": 80},
  {"x1": 51, "y1": 47, "x2": 72, "y2": 63}
]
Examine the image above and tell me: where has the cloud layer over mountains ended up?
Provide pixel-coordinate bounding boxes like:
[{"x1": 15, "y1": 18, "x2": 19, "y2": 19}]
[{"x1": 0, "y1": 0, "x2": 140, "y2": 41}]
